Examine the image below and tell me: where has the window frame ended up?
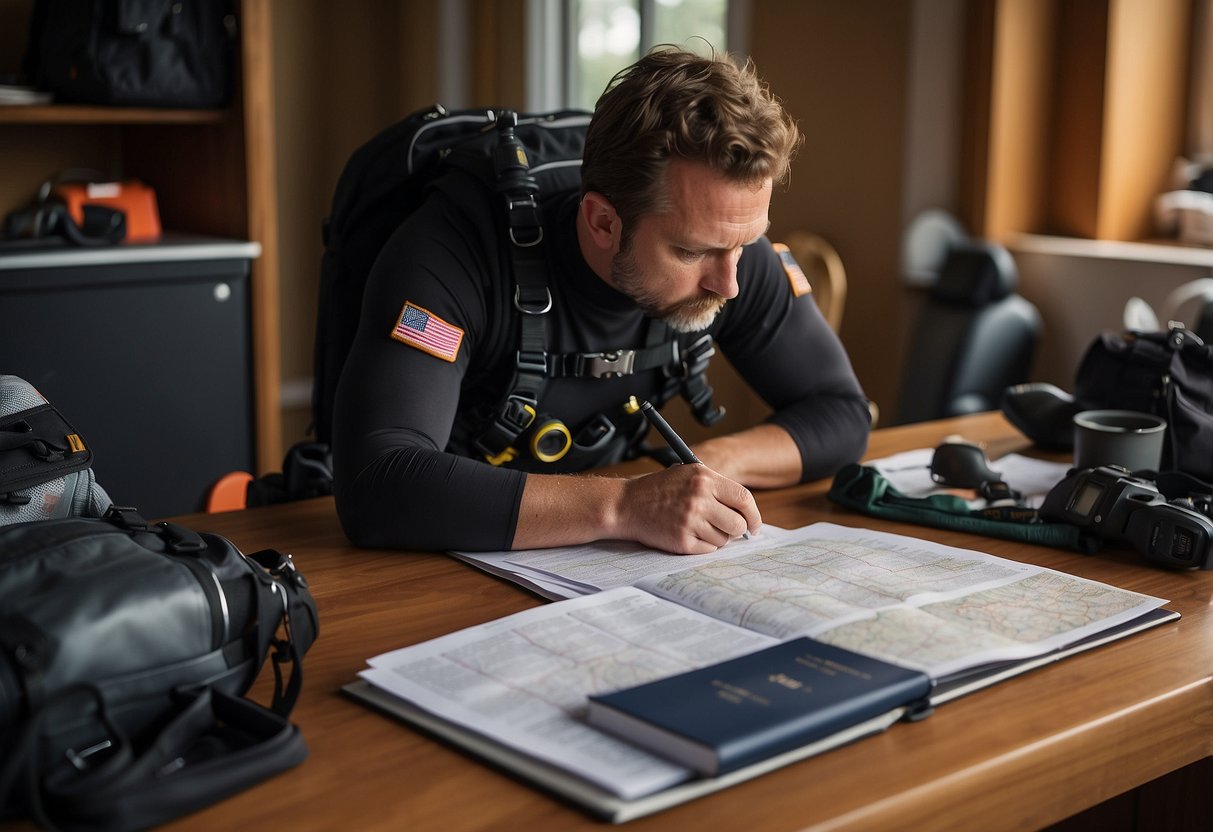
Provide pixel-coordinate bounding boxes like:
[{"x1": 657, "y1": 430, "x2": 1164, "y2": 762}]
[{"x1": 525, "y1": 0, "x2": 749, "y2": 112}]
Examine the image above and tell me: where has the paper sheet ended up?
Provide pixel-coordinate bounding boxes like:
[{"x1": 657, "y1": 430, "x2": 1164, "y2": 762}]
[
  {"x1": 870, "y1": 448, "x2": 1071, "y2": 507},
  {"x1": 361, "y1": 587, "x2": 777, "y2": 799}
]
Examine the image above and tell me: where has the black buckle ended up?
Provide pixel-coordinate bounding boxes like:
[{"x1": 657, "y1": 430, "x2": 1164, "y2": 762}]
[
  {"x1": 103, "y1": 505, "x2": 147, "y2": 531},
  {"x1": 516, "y1": 350, "x2": 547, "y2": 375},
  {"x1": 576, "y1": 350, "x2": 636, "y2": 378},
  {"x1": 514, "y1": 286, "x2": 553, "y2": 315},
  {"x1": 681, "y1": 334, "x2": 716, "y2": 378},
  {"x1": 507, "y1": 196, "x2": 543, "y2": 247},
  {"x1": 497, "y1": 395, "x2": 538, "y2": 434},
  {"x1": 475, "y1": 395, "x2": 538, "y2": 459},
  {"x1": 155, "y1": 521, "x2": 206, "y2": 553},
  {"x1": 251, "y1": 549, "x2": 310, "y2": 590}
]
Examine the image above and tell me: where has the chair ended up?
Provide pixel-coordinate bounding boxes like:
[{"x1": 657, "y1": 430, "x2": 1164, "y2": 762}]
[
  {"x1": 895, "y1": 240, "x2": 1041, "y2": 424},
  {"x1": 782, "y1": 230, "x2": 847, "y2": 332}
]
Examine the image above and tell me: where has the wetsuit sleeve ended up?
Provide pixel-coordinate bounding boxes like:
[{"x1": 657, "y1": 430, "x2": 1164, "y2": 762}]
[
  {"x1": 331, "y1": 190, "x2": 527, "y2": 551},
  {"x1": 715, "y1": 238, "x2": 871, "y2": 482}
]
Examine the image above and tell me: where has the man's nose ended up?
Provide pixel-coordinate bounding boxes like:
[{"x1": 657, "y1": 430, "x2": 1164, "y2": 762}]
[{"x1": 701, "y1": 252, "x2": 741, "y2": 299}]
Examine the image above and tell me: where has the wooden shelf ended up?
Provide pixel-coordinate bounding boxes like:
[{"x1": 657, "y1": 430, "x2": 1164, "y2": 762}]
[
  {"x1": 0, "y1": 104, "x2": 230, "y2": 125},
  {"x1": 0, "y1": 0, "x2": 282, "y2": 473}
]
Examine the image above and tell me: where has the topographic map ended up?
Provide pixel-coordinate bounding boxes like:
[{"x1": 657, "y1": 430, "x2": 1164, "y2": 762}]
[
  {"x1": 360, "y1": 524, "x2": 1167, "y2": 797},
  {"x1": 637, "y1": 526, "x2": 1162, "y2": 676}
]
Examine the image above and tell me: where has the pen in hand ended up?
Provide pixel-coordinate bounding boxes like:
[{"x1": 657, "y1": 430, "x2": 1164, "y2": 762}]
[
  {"x1": 634, "y1": 398, "x2": 752, "y2": 541},
  {"x1": 637, "y1": 399, "x2": 700, "y2": 464}
]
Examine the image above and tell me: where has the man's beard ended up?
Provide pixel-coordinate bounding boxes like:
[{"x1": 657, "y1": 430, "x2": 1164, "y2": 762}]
[{"x1": 610, "y1": 246, "x2": 727, "y2": 333}]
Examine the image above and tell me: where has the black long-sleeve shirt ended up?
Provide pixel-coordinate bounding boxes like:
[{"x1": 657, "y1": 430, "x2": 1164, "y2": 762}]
[{"x1": 332, "y1": 170, "x2": 870, "y2": 551}]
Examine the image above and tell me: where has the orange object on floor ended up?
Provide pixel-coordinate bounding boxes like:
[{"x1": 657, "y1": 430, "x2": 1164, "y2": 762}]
[{"x1": 206, "y1": 471, "x2": 253, "y2": 513}]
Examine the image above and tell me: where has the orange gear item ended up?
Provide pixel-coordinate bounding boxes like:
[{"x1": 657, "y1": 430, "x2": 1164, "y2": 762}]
[{"x1": 52, "y1": 180, "x2": 162, "y2": 241}]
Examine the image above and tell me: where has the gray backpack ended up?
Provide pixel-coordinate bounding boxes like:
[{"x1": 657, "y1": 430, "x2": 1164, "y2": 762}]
[{"x1": 0, "y1": 374, "x2": 111, "y2": 523}]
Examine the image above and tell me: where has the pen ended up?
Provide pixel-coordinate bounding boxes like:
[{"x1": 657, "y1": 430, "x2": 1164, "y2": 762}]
[
  {"x1": 634, "y1": 398, "x2": 752, "y2": 540},
  {"x1": 638, "y1": 399, "x2": 701, "y2": 464}
]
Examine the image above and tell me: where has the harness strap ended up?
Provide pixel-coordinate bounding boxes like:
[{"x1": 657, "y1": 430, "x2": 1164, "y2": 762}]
[
  {"x1": 677, "y1": 333, "x2": 726, "y2": 426},
  {"x1": 545, "y1": 340, "x2": 679, "y2": 379},
  {"x1": 472, "y1": 110, "x2": 726, "y2": 463},
  {"x1": 247, "y1": 548, "x2": 317, "y2": 716},
  {"x1": 475, "y1": 112, "x2": 552, "y2": 463}
]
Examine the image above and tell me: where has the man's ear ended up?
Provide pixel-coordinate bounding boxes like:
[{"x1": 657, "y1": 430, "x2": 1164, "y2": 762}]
[{"x1": 579, "y1": 191, "x2": 621, "y2": 252}]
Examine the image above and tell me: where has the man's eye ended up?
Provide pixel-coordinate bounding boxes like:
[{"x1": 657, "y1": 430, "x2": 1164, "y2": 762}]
[{"x1": 676, "y1": 248, "x2": 703, "y2": 262}]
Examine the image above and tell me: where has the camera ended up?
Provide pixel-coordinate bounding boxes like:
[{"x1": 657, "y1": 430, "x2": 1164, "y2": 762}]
[{"x1": 1039, "y1": 466, "x2": 1213, "y2": 569}]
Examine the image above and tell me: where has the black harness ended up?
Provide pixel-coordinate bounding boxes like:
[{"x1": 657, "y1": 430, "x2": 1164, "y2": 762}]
[{"x1": 473, "y1": 112, "x2": 723, "y2": 468}]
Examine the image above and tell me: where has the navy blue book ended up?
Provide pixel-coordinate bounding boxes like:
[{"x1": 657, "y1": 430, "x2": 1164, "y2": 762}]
[{"x1": 586, "y1": 637, "x2": 932, "y2": 776}]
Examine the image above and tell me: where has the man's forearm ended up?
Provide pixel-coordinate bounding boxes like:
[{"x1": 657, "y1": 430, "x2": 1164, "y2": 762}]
[
  {"x1": 514, "y1": 464, "x2": 762, "y2": 554},
  {"x1": 693, "y1": 422, "x2": 803, "y2": 489}
]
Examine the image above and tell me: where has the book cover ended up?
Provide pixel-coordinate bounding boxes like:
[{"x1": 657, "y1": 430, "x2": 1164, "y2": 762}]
[{"x1": 587, "y1": 636, "x2": 932, "y2": 776}]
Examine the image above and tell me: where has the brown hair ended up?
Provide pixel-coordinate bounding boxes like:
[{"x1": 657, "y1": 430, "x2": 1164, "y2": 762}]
[{"x1": 581, "y1": 46, "x2": 801, "y2": 235}]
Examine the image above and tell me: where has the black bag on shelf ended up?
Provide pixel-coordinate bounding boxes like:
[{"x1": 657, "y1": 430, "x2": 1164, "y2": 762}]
[
  {"x1": 23, "y1": 0, "x2": 236, "y2": 108},
  {"x1": 0, "y1": 507, "x2": 319, "y2": 831}
]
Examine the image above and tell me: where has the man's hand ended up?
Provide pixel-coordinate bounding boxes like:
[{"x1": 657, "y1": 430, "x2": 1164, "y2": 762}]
[
  {"x1": 513, "y1": 463, "x2": 760, "y2": 554},
  {"x1": 612, "y1": 464, "x2": 761, "y2": 554}
]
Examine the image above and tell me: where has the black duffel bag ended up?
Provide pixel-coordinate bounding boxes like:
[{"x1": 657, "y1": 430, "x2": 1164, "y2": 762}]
[
  {"x1": 23, "y1": 0, "x2": 236, "y2": 108},
  {"x1": 0, "y1": 507, "x2": 319, "y2": 831}
]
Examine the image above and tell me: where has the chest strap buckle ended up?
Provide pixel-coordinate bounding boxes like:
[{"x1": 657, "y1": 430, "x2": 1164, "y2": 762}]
[{"x1": 578, "y1": 350, "x2": 636, "y2": 378}]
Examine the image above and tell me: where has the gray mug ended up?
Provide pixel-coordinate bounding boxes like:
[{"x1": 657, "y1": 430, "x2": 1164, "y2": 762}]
[{"x1": 1073, "y1": 410, "x2": 1167, "y2": 472}]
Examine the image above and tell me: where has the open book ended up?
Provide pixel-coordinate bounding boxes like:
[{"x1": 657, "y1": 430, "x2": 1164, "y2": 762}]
[{"x1": 345, "y1": 523, "x2": 1176, "y2": 822}]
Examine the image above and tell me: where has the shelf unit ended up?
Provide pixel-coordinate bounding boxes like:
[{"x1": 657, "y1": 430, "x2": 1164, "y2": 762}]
[
  {"x1": 0, "y1": 0, "x2": 281, "y2": 473},
  {"x1": 961, "y1": 0, "x2": 1190, "y2": 243},
  {"x1": 0, "y1": 106, "x2": 227, "y2": 124}
]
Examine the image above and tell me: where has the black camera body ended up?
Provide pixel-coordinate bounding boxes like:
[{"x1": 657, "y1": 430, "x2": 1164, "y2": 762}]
[{"x1": 1040, "y1": 466, "x2": 1213, "y2": 569}]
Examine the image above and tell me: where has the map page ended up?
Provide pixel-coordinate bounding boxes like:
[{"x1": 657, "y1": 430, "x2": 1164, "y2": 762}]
[
  {"x1": 635, "y1": 523, "x2": 1166, "y2": 677},
  {"x1": 360, "y1": 587, "x2": 777, "y2": 799},
  {"x1": 450, "y1": 525, "x2": 792, "y2": 599},
  {"x1": 363, "y1": 524, "x2": 1168, "y2": 799}
]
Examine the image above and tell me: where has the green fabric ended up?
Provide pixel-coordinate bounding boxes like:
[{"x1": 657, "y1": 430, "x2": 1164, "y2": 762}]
[{"x1": 827, "y1": 464, "x2": 1097, "y2": 553}]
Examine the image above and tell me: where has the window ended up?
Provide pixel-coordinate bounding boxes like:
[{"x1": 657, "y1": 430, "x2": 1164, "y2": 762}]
[{"x1": 526, "y1": 0, "x2": 738, "y2": 111}]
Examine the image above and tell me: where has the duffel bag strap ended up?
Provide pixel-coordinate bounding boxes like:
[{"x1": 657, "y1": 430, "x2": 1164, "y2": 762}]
[
  {"x1": 248, "y1": 549, "x2": 319, "y2": 715},
  {"x1": 2, "y1": 684, "x2": 306, "y2": 832}
]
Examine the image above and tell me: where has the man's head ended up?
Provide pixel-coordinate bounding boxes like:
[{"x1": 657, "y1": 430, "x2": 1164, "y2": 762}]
[
  {"x1": 581, "y1": 47, "x2": 800, "y2": 242},
  {"x1": 577, "y1": 47, "x2": 799, "y2": 332}
]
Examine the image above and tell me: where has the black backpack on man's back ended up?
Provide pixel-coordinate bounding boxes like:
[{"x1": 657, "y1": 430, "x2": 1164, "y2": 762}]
[{"x1": 312, "y1": 106, "x2": 592, "y2": 445}]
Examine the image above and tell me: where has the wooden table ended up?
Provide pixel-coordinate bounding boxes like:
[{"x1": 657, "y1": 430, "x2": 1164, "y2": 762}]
[{"x1": 65, "y1": 413, "x2": 1213, "y2": 829}]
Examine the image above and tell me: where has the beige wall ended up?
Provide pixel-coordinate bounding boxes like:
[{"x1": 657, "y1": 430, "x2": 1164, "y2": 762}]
[
  {"x1": 272, "y1": 0, "x2": 444, "y2": 443},
  {"x1": 750, "y1": 1, "x2": 916, "y2": 421}
]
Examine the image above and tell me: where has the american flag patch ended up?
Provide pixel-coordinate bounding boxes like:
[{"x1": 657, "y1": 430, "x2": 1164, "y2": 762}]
[
  {"x1": 390, "y1": 302, "x2": 464, "y2": 362},
  {"x1": 772, "y1": 242, "x2": 812, "y2": 298}
]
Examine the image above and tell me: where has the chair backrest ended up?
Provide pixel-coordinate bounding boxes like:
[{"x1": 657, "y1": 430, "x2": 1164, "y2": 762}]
[
  {"x1": 782, "y1": 230, "x2": 847, "y2": 332},
  {"x1": 896, "y1": 240, "x2": 1041, "y2": 424}
]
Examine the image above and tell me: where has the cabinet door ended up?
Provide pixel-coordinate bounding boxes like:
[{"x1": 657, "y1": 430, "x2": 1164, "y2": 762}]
[{"x1": 1, "y1": 257, "x2": 254, "y2": 518}]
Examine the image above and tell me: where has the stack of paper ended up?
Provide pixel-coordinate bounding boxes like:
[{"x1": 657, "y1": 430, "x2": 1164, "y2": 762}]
[{"x1": 349, "y1": 523, "x2": 1174, "y2": 819}]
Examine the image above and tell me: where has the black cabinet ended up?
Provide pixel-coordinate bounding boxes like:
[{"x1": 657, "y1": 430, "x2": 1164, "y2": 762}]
[{"x1": 0, "y1": 237, "x2": 259, "y2": 518}]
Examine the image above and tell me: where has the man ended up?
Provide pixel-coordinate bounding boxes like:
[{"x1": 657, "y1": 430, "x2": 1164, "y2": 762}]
[{"x1": 332, "y1": 48, "x2": 870, "y2": 554}]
